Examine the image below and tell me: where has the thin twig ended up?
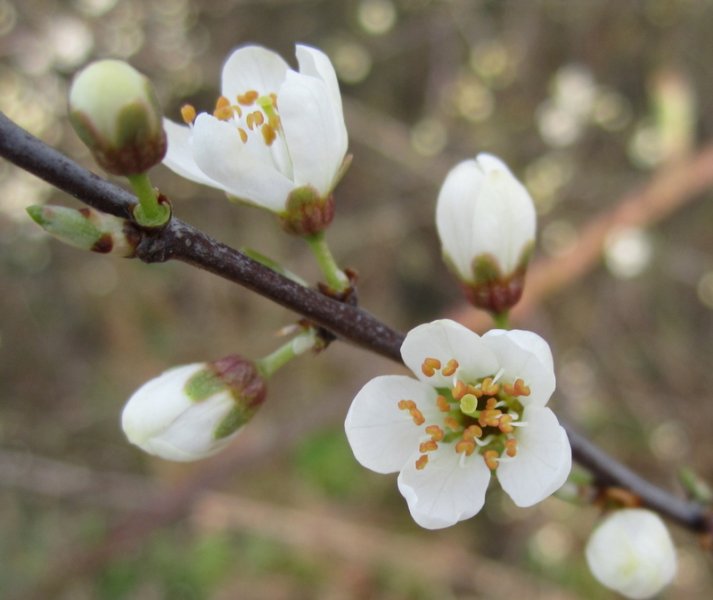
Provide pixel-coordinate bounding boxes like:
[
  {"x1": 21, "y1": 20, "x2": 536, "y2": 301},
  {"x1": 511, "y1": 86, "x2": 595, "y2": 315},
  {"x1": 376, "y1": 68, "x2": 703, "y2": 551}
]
[{"x1": 0, "y1": 111, "x2": 709, "y2": 536}]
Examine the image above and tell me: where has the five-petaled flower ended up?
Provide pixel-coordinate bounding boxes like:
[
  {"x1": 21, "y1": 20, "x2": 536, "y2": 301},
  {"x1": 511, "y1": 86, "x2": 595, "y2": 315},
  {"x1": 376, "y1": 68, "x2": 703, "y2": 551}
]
[
  {"x1": 344, "y1": 319, "x2": 571, "y2": 529},
  {"x1": 436, "y1": 153, "x2": 536, "y2": 315},
  {"x1": 163, "y1": 44, "x2": 350, "y2": 235}
]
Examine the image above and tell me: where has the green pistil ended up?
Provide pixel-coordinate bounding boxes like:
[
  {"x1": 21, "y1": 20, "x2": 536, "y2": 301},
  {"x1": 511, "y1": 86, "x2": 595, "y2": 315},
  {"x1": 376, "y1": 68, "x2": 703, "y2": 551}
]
[{"x1": 257, "y1": 95, "x2": 278, "y2": 122}]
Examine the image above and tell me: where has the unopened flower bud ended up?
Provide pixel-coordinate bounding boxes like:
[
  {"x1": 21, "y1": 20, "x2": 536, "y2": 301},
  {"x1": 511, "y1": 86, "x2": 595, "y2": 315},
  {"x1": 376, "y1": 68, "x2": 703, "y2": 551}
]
[
  {"x1": 26, "y1": 204, "x2": 138, "y2": 256},
  {"x1": 121, "y1": 355, "x2": 267, "y2": 462},
  {"x1": 586, "y1": 508, "x2": 677, "y2": 599},
  {"x1": 69, "y1": 60, "x2": 166, "y2": 176},
  {"x1": 435, "y1": 153, "x2": 536, "y2": 315}
]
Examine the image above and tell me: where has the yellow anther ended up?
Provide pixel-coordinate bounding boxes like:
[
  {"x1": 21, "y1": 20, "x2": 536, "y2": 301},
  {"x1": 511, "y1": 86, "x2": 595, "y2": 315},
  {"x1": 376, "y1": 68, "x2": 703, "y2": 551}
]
[
  {"x1": 484, "y1": 450, "x2": 499, "y2": 470},
  {"x1": 425, "y1": 425, "x2": 444, "y2": 441},
  {"x1": 261, "y1": 123, "x2": 276, "y2": 145},
  {"x1": 452, "y1": 380, "x2": 468, "y2": 400},
  {"x1": 234, "y1": 104, "x2": 243, "y2": 117},
  {"x1": 269, "y1": 92, "x2": 278, "y2": 107},
  {"x1": 421, "y1": 357, "x2": 441, "y2": 377},
  {"x1": 462, "y1": 425, "x2": 483, "y2": 440},
  {"x1": 480, "y1": 377, "x2": 500, "y2": 396},
  {"x1": 419, "y1": 440, "x2": 438, "y2": 453},
  {"x1": 441, "y1": 358, "x2": 459, "y2": 376},
  {"x1": 436, "y1": 395, "x2": 450, "y2": 412},
  {"x1": 410, "y1": 408, "x2": 425, "y2": 426},
  {"x1": 415, "y1": 455, "x2": 429, "y2": 470},
  {"x1": 398, "y1": 399, "x2": 416, "y2": 411},
  {"x1": 505, "y1": 438, "x2": 518, "y2": 457},
  {"x1": 478, "y1": 408, "x2": 502, "y2": 428},
  {"x1": 213, "y1": 96, "x2": 233, "y2": 120},
  {"x1": 269, "y1": 114, "x2": 281, "y2": 130},
  {"x1": 237, "y1": 90, "x2": 259, "y2": 105},
  {"x1": 455, "y1": 439, "x2": 476, "y2": 456},
  {"x1": 251, "y1": 110, "x2": 265, "y2": 126},
  {"x1": 467, "y1": 384, "x2": 483, "y2": 398},
  {"x1": 246, "y1": 113, "x2": 255, "y2": 130},
  {"x1": 444, "y1": 416, "x2": 461, "y2": 430},
  {"x1": 485, "y1": 397, "x2": 498, "y2": 410},
  {"x1": 503, "y1": 378, "x2": 531, "y2": 397},
  {"x1": 238, "y1": 128, "x2": 248, "y2": 143},
  {"x1": 180, "y1": 104, "x2": 197, "y2": 125},
  {"x1": 498, "y1": 414, "x2": 514, "y2": 433}
]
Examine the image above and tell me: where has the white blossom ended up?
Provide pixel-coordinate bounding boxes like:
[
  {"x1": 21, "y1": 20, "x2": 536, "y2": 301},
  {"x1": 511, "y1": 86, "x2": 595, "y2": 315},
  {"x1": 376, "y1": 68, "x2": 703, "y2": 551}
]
[
  {"x1": 435, "y1": 154, "x2": 536, "y2": 313},
  {"x1": 344, "y1": 319, "x2": 570, "y2": 529},
  {"x1": 122, "y1": 356, "x2": 266, "y2": 462},
  {"x1": 163, "y1": 44, "x2": 349, "y2": 225},
  {"x1": 586, "y1": 508, "x2": 677, "y2": 599}
]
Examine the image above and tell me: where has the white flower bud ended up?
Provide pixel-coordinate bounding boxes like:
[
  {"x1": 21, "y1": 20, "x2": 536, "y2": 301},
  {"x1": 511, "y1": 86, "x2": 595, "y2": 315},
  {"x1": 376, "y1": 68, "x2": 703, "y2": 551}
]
[
  {"x1": 435, "y1": 153, "x2": 536, "y2": 314},
  {"x1": 586, "y1": 509, "x2": 677, "y2": 599},
  {"x1": 121, "y1": 356, "x2": 266, "y2": 462},
  {"x1": 69, "y1": 60, "x2": 166, "y2": 175}
]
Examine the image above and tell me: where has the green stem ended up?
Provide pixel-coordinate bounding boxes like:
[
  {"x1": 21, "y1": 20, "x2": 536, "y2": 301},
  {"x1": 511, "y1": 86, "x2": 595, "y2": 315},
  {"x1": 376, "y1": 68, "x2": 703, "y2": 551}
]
[
  {"x1": 304, "y1": 231, "x2": 349, "y2": 293},
  {"x1": 127, "y1": 172, "x2": 170, "y2": 228},
  {"x1": 492, "y1": 311, "x2": 510, "y2": 329},
  {"x1": 255, "y1": 329, "x2": 316, "y2": 379}
]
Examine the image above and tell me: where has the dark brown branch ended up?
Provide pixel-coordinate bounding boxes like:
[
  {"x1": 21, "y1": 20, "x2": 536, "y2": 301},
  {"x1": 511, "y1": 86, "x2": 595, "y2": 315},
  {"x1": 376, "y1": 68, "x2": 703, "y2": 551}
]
[{"x1": 0, "y1": 111, "x2": 709, "y2": 534}]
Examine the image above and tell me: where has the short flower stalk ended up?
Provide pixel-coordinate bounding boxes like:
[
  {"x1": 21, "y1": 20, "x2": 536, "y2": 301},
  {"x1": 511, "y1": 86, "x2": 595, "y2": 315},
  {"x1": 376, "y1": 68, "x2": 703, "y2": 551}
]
[
  {"x1": 126, "y1": 172, "x2": 171, "y2": 228},
  {"x1": 345, "y1": 319, "x2": 571, "y2": 529},
  {"x1": 304, "y1": 231, "x2": 350, "y2": 293}
]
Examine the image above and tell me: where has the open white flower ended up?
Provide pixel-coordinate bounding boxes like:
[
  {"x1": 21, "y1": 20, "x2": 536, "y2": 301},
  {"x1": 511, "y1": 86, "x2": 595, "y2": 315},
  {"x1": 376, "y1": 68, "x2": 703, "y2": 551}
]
[
  {"x1": 586, "y1": 508, "x2": 677, "y2": 599},
  {"x1": 436, "y1": 154, "x2": 536, "y2": 314},
  {"x1": 122, "y1": 355, "x2": 266, "y2": 462},
  {"x1": 345, "y1": 319, "x2": 570, "y2": 529},
  {"x1": 163, "y1": 44, "x2": 349, "y2": 233}
]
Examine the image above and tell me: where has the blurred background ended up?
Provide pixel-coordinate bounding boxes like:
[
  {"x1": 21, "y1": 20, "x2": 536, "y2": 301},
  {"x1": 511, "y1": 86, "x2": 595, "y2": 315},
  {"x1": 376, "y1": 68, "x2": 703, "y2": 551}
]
[{"x1": 2, "y1": 0, "x2": 713, "y2": 597}]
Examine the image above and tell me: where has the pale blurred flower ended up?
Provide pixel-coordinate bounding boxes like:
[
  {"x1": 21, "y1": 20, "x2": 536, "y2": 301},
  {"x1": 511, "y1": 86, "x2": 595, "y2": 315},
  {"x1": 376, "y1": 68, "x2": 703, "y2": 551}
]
[
  {"x1": 345, "y1": 319, "x2": 570, "y2": 529},
  {"x1": 586, "y1": 508, "x2": 677, "y2": 599}
]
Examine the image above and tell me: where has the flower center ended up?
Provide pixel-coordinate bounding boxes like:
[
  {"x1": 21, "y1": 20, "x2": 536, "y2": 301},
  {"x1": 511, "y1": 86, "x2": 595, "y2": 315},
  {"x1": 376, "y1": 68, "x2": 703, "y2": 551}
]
[
  {"x1": 181, "y1": 90, "x2": 282, "y2": 147},
  {"x1": 398, "y1": 356, "x2": 531, "y2": 471}
]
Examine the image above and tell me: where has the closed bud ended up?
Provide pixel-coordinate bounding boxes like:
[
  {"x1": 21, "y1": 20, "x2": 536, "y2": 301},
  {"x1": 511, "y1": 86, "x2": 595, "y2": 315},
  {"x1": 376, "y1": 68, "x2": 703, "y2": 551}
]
[
  {"x1": 121, "y1": 355, "x2": 267, "y2": 462},
  {"x1": 435, "y1": 153, "x2": 536, "y2": 315},
  {"x1": 26, "y1": 204, "x2": 138, "y2": 256},
  {"x1": 586, "y1": 509, "x2": 677, "y2": 599},
  {"x1": 69, "y1": 60, "x2": 166, "y2": 176}
]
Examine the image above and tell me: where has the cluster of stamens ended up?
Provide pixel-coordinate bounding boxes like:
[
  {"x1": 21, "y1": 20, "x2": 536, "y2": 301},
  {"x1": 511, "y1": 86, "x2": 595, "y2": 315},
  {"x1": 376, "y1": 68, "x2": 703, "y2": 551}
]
[
  {"x1": 398, "y1": 356, "x2": 531, "y2": 472},
  {"x1": 181, "y1": 90, "x2": 281, "y2": 147}
]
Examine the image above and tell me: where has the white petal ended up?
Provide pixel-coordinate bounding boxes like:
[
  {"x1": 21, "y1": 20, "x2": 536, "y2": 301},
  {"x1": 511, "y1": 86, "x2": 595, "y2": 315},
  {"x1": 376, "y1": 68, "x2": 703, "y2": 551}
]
[
  {"x1": 482, "y1": 329, "x2": 556, "y2": 407},
  {"x1": 345, "y1": 375, "x2": 440, "y2": 474},
  {"x1": 279, "y1": 71, "x2": 346, "y2": 196},
  {"x1": 221, "y1": 45, "x2": 289, "y2": 99},
  {"x1": 162, "y1": 119, "x2": 225, "y2": 189},
  {"x1": 295, "y1": 45, "x2": 348, "y2": 158},
  {"x1": 470, "y1": 154, "x2": 536, "y2": 275},
  {"x1": 398, "y1": 448, "x2": 491, "y2": 529},
  {"x1": 121, "y1": 363, "x2": 202, "y2": 446},
  {"x1": 401, "y1": 319, "x2": 499, "y2": 387},
  {"x1": 435, "y1": 159, "x2": 485, "y2": 282},
  {"x1": 586, "y1": 509, "x2": 677, "y2": 600},
  {"x1": 140, "y1": 392, "x2": 238, "y2": 462},
  {"x1": 191, "y1": 113, "x2": 294, "y2": 211},
  {"x1": 496, "y1": 406, "x2": 571, "y2": 507}
]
